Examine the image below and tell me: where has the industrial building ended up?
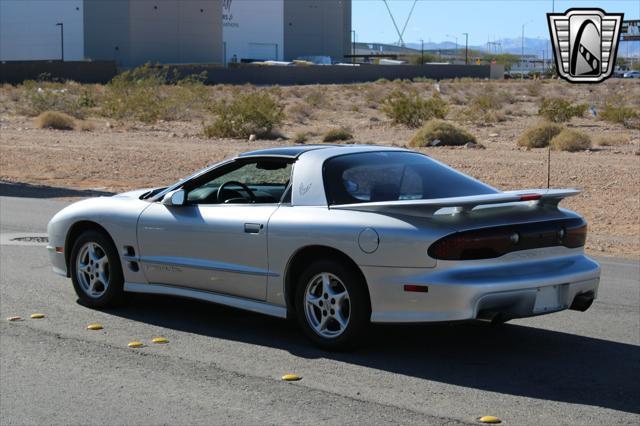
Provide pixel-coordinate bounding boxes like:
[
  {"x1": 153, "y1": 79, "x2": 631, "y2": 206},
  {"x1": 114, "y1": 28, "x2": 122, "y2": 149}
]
[{"x1": 0, "y1": 0, "x2": 351, "y2": 67}]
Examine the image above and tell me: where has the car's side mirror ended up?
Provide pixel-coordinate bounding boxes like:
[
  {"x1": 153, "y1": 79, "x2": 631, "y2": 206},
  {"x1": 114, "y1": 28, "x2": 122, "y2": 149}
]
[{"x1": 162, "y1": 189, "x2": 186, "y2": 206}]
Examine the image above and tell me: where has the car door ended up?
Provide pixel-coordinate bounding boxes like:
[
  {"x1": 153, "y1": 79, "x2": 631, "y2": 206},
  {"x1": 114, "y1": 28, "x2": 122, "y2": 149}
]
[{"x1": 136, "y1": 158, "x2": 292, "y2": 301}]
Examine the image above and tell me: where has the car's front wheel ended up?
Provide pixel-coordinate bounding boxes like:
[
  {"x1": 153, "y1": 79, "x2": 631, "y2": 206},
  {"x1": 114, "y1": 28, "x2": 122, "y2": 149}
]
[
  {"x1": 295, "y1": 259, "x2": 370, "y2": 350},
  {"x1": 69, "y1": 230, "x2": 124, "y2": 308}
]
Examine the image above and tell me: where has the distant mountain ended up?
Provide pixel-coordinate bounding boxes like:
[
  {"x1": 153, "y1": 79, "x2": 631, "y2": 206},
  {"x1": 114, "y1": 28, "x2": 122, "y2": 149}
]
[{"x1": 405, "y1": 37, "x2": 553, "y2": 58}]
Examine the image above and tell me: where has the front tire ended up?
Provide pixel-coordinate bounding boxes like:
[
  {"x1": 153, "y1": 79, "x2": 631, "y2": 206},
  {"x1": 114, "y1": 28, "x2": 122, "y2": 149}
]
[
  {"x1": 69, "y1": 230, "x2": 124, "y2": 308},
  {"x1": 295, "y1": 259, "x2": 370, "y2": 350}
]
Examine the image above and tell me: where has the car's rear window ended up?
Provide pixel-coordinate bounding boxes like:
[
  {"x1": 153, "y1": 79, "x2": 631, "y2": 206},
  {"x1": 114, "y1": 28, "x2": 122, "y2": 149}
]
[{"x1": 323, "y1": 151, "x2": 497, "y2": 205}]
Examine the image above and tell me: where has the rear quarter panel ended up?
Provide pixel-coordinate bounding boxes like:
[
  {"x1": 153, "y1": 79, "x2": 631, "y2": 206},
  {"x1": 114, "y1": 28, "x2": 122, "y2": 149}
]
[{"x1": 265, "y1": 206, "x2": 455, "y2": 306}]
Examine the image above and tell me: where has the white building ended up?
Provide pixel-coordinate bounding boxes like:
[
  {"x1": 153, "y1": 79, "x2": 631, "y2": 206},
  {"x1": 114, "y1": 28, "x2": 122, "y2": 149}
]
[
  {"x1": 1, "y1": 0, "x2": 351, "y2": 66},
  {"x1": 0, "y1": 0, "x2": 85, "y2": 61}
]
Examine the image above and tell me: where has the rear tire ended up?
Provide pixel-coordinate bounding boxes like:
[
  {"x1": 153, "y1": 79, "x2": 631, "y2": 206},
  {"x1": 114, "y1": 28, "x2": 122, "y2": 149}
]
[
  {"x1": 69, "y1": 230, "x2": 124, "y2": 308},
  {"x1": 295, "y1": 259, "x2": 370, "y2": 350}
]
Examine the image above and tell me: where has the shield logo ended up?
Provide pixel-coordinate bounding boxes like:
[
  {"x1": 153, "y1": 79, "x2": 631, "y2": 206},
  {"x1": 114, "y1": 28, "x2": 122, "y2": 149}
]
[{"x1": 548, "y1": 8, "x2": 624, "y2": 83}]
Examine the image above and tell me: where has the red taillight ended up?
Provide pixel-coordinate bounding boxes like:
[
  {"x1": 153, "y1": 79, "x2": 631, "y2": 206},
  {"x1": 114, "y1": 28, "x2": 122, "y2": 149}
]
[
  {"x1": 519, "y1": 193, "x2": 542, "y2": 201},
  {"x1": 563, "y1": 222, "x2": 587, "y2": 248},
  {"x1": 428, "y1": 218, "x2": 587, "y2": 260},
  {"x1": 55, "y1": 247, "x2": 64, "y2": 253},
  {"x1": 404, "y1": 284, "x2": 429, "y2": 293}
]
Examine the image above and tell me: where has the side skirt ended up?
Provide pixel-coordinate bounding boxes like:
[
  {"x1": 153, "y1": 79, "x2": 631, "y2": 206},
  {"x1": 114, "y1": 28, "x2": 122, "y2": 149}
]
[{"x1": 124, "y1": 282, "x2": 287, "y2": 319}]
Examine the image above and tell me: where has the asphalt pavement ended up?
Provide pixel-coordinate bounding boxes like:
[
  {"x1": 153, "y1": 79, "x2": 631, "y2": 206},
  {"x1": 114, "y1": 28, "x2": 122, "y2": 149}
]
[{"x1": 1, "y1": 193, "x2": 638, "y2": 425}]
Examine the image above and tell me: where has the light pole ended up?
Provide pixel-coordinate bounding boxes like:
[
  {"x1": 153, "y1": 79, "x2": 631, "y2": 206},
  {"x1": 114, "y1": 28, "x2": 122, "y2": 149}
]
[
  {"x1": 351, "y1": 30, "x2": 356, "y2": 64},
  {"x1": 521, "y1": 21, "x2": 532, "y2": 79},
  {"x1": 446, "y1": 34, "x2": 458, "y2": 61},
  {"x1": 462, "y1": 32, "x2": 469, "y2": 64},
  {"x1": 420, "y1": 39, "x2": 424, "y2": 64},
  {"x1": 56, "y1": 22, "x2": 64, "y2": 62}
]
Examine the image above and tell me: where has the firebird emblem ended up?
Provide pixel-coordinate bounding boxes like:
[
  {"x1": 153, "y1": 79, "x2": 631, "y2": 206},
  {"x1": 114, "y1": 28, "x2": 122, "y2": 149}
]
[{"x1": 299, "y1": 182, "x2": 312, "y2": 196}]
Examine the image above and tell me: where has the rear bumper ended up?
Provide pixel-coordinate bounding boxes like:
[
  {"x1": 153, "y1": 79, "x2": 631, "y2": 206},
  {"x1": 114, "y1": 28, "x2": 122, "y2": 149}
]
[{"x1": 363, "y1": 252, "x2": 600, "y2": 323}]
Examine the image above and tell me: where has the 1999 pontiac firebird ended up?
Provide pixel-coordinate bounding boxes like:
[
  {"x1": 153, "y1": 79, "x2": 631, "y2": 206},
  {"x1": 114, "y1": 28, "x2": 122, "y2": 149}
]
[{"x1": 48, "y1": 145, "x2": 600, "y2": 349}]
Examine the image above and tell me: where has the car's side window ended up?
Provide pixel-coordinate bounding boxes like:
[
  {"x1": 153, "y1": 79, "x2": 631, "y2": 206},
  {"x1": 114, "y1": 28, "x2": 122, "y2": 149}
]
[{"x1": 187, "y1": 159, "x2": 292, "y2": 205}]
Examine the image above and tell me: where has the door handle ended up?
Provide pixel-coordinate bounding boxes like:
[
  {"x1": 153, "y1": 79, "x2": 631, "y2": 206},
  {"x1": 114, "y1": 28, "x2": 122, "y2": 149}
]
[{"x1": 244, "y1": 223, "x2": 263, "y2": 234}]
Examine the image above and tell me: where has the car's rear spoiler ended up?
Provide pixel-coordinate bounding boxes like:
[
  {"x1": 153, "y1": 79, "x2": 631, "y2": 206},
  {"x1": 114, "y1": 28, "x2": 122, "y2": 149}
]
[{"x1": 330, "y1": 189, "x2": 580, "y2": 217}]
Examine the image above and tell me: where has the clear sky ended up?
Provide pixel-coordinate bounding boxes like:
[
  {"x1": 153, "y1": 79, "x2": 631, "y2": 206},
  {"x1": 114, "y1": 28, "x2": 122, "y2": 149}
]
[{"x1": 352, "y1": 0, "x2": 640, "y2": 45}]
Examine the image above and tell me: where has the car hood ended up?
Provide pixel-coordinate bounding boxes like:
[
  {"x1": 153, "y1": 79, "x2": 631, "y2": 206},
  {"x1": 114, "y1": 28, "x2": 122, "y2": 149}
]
[{"x1": 112, "y1": 188, "x2": 157, "y2": 200}]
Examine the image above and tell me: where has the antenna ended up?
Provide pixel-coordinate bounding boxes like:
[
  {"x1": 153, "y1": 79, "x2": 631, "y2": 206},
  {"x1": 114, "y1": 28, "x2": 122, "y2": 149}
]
[{"x1": 547, "y1": 143, "x2": 552, "y2": 189}]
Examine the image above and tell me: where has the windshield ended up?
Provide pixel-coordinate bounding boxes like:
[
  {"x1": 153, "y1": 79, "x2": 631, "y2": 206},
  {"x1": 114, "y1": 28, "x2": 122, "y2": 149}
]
[{"x1": 323, "y1": 151, "x2": 498, "y2": 205}]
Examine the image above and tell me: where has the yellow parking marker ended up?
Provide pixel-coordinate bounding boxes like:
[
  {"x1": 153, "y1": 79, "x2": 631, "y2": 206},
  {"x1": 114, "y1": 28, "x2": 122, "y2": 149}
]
[
  {"x1": 30, "y1": 313, "x2": 45, "y2": 319},
  {"x1": 478, "y1": 416, "x2": 501, "y2": 424},
  {"x1": 87, "y1": 323, "x2": 104, "y2": 330},
  {"x1": 281, "y1": 374, "x2": 302, "y2": 382},
  {"x1": 127, "y1": 341, "x2": 144, "y2": 348},
  {"x1": 151, "y1": 337, "x2": 169, "y2": 344},
  {"x1": 7, "y1": 316, "x2": 22, "y2": 321}
]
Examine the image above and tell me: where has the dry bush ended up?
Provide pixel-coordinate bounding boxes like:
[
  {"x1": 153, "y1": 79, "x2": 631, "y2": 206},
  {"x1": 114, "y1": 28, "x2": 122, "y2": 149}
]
[
  {"x1": 204, "y1": 92, "x2": 284, "y2": 139},
  {"x1": 382, "y1": 90, "x2": 448, "y2": 128},
  {"x1": 101, "y1": 64, "x2": 208, "y2": 123},
  {"x1": 538, "y1": 98, "x2": 588, "y2": 123},
  {"x1": 287, "y1": 102, "x2": 314, "y2": 123},
  {"x1": 17, "y1": 81, "x2": 90, "y2": 118},
  {"x1": 304, "y1": 88, "x2": 329, "y2": 108},
  {"x1": 293, "y1": 132, "x2": 310, "y2": 144},
  {"x1": 517, "y1": 123, "x2": 564, "y2": 148},
  {"x1": 599, "y1": 100, "x2": 639, "y2": 129},
  {"x1": 78, "y1": 120, "x2": 95, "y2": 132},
  {"x1": 526, "y1": 81, "x2": 542, "y2": 97},
  {"x1": 550, "y1": 129, "x2": 591, "y2": 152},
  {"x1": 595, "y1": 134, "x2": 629, "y2": 146},
  {"x1": 35, "y1": 111, "x2": 75, "y2": 130},
  {"x1": 409, "y1": 119, "x2": 476, "y2": 147},
  {"x1": 322, "y1": 127, "x2": 353, "y2": 142}
]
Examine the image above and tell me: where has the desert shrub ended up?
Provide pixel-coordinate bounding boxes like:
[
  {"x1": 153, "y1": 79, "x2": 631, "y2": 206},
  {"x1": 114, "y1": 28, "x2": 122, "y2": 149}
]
[
  {"x1": 382, "y1": 90, "x2": 448, "y2": 127},
  {"x1": 516, "y1": 123, "x2": 564, "y2": 148},
  {"x1": 550, "y1": 129, "x2": 591, "y2": 152},
  {"x1": 469, "y1": 91, "x2": 503, "y2": 110},
  {"x1": 35, "y1": 111, "x2": 75, "y2": 130},
  {"x1": 456, "y1": 105, "x2": 507, "y2": 125},
  {"x1": 538, "y1": 98, "x2": 588, "y2": 123},
  {"x1": 526, "y1": 81, "x2": 542, "y2": 97},
  {"x1": 78, "y1": 120, "x2": 95, "y2": 132},
  {"x1": 204, "y1": 92, "x2": 284, "y2": 139},
  {"x1": 304, "y1": 88, "x2": 329, "y2": 108},
  {"x1": 288, "y1": 102, "x2": 314, "y2": 123},
  {"x1": 409, "y1": 120, "x2": 476, "y2": 147},
  {"x1": 293, "y1": 132, "x2": 310, "y2": 144},
  {"x1": 595, "y1": 134, "x2": 629, "y2": 146},
  {"x1": 322, "y1": 127, "x2": 353, "y2": 142},
  {"x1": 599, "y1": 102, "x2": 639, "y2": 129},
  {"x1": 101, "y1": 64, "x2": 207, "y2": 123},
  {"x1": 17, "y1": 81, "x2": 89, "y2": 118}
]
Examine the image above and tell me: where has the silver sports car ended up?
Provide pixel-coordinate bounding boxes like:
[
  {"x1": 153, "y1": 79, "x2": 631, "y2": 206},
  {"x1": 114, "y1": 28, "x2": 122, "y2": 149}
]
[{"x1": 47, "y1": 145, "x2": 600, "y2": 349}]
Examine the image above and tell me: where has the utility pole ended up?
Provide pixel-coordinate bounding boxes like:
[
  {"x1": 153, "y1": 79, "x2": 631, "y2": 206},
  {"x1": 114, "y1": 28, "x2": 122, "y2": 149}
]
[
  {"x1": 56, "y1": 22, "x2": 64, "y2": 61},
  {"x1": 420, "y1": 39, "x2": 424, "y2": 64},
  {"x1": 521, "y1": 21, "x2": 531, "y2": 79},
  {"x1": 351, "y1": 30, "x2": 356, "y2": 64},
  {"x1": 463, "y1": 32, "x2": 469, "y2": 64}
]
